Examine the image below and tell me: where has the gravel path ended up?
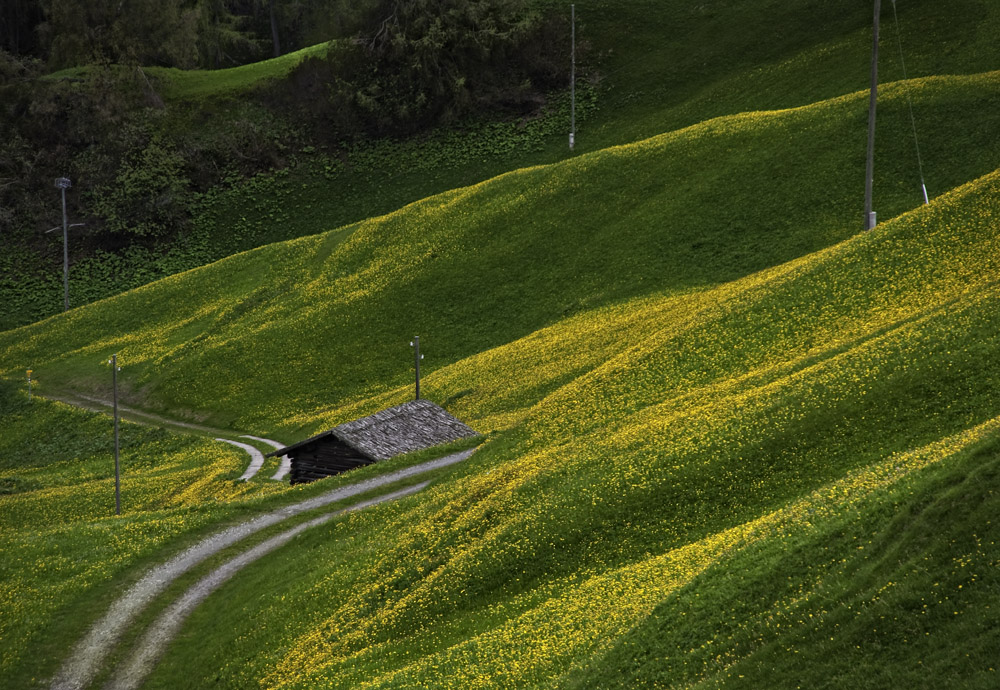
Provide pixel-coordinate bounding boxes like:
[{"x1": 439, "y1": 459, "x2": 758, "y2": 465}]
[
  {"x1": 105, "y1": 483, "x2": 429, "y2": 690},
  {"x1": 66, "y1": 393, "x2": 239, "y2": 437},
  {"x1": 42, "y1": 389, "x2": 290, "y2": 482},
  {"x1": 50, "y1": 449, "x2": 475, "y2": 690},
  {"x1": 215, "y1": 438, "x2": 267, "y2": 480},
  {"x1": 241, "y1": 435, "x2": 291, "y2": 481}
]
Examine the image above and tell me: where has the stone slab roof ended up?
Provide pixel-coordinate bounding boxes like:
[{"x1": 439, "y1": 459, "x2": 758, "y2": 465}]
[{"x1": 267, "y1": 399, "x2": 478, "y2": 461}]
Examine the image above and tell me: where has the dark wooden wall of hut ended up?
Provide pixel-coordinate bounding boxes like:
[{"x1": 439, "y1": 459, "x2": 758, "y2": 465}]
[{"x1": 289, "y1": 439, "x2": 374, "y2": 484}]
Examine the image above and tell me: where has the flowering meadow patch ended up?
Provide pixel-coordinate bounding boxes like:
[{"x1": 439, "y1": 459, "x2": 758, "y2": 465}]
[
  {"x1": 139, "y1": 164, "x2": 1000, "y2": 690},
  {"x1": 2, "y1": 69, "x2": 1000, "y2": 689},
  {"x1": 0, "y1": 387, "x2": 286, "y2": 684},
  {"x1": 1, "y1": 73, "x2": 998, "y2": 440}
]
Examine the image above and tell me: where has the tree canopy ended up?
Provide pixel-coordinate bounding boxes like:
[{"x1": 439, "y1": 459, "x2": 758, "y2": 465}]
[
  {"x1": 289, "y1": 0, "x2": 568, "y2": 135},
  {"x1": 1, "y1": 0, "x2": 383, "y2": 70}
]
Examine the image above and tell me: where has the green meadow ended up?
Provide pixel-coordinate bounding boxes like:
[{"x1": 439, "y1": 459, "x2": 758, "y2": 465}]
[{"x1": 2, "y1": 0, "x2": 1000, "y2": 687}]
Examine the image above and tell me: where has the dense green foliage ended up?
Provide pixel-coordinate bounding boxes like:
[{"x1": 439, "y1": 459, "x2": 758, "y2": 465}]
[
  {"x1": 3, "y1": 0, "x2": 999, "y2": 332},
  {"x1": 4, "y1": 0, "x2": 374, "y2": 69},
  {"x1": 0, "y1": 0, "x2": 572, "y2": 331},
  {"x1": 298, "y1": 0, "x2": 569, "y2": 134}
]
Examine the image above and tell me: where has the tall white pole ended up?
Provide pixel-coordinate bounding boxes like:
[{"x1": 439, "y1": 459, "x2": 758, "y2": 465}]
[
  {"x1": 864, "y1": 0, "x2": 881, "y2": 230},
  {"x1": 570, "y1": 4, "x2": 576, "y2": 151}
]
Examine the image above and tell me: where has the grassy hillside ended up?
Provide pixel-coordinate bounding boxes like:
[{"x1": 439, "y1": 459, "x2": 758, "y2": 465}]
[
  {"x1": 1, "y1": 93, "x2": 1000, "y2": 688},
  {"x1": 572, "y1": 434, "x2": 1000, "y2": 688},
  {"x1": 130, "y1": 165, "x2": 1000, "y2": 688},
  {"x1": 0, "y1": 380, "x2": 475, "y2": 688},
  {"x1": 1, "y1": 1, "x2": 999, "y2": 687},
  {"x1": 578, "y1": 0, "x2": 1000, "y2": 143},
  {"x1": 3, "y1": 72, "x2": 1000, "y2": 437},
  {"x1": 0, "y1": 381, "x2": 282, "y2": 685},
  {"x1": 144, "y1": 43, "x2": 333, "y2": 100},
  {"x1": 42, "y1": 43, "x2": 332, "y2": 100},
  {"x1": 3, "y1": 0, "x2": 997, "y2": 331}
]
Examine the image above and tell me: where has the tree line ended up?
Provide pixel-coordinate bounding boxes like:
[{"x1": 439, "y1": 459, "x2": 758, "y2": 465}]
[
  {"x1": 1, "y1": 0, "x2": 379, "y2": 70},
  {"x1": 2, "y1": 0, "x2": 571, "y2": 133},
  {"x1": 1, "y1": 0, "x2": 574, "y2": 245}
]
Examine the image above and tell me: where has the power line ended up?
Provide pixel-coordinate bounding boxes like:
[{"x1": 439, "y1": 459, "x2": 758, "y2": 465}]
[
  {"x1": 864, "y1": 0, "x2": 880, "y2": 231},
  {"x1": 889, "y1": 0, "x2": 929, "y2": 204}
]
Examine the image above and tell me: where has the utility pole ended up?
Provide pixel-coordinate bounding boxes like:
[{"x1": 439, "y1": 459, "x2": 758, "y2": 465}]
[
  {"x1": 569, "y1": 4, "x2": 576, "y2": 151},
  {"x1": 26, "y1": 369, "x2": 32, "y2": 402},
  {"x1": 864, "y1": 0, "x2": 881, "y2": 231},
  {"x1": 410, "y1": 336, "x2": 424, "y2": 400},
  {"x1": 110, "y1": 354, "x2": 121, "y2": 515},
  {"x1": 55, "y1": 177, "x2": 72, "y2": 310}
]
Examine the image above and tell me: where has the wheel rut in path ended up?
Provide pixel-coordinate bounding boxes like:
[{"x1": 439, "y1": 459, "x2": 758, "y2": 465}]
[
  {"x1": 241, "y1": 434, "x2": 292, "y2": 481},
  {"x1": 107, "y1": 483, "x2": 429, "y2": 690},
  {"x1": 50, "y1": 449, "x2": 475, "y2": 690},
  {"x1": 40, "y1": 390, "x2": 289, "y2": 481},
  {"x1": 214, "y1": 438, "x2": 267, "y2": 480}
]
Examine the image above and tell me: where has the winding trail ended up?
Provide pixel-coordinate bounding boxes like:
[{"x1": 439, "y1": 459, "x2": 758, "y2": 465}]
[
  {"x1": 106, "y1": 483, "x2": 429, "y2": 690},
  {"x1": 40, "y1": 390, "x2": 289, "y2": 482},
  {"x1": 50, "y1": 449, "x2": 475, "y2": 690},
  {"x1": 52, "y1": 392, "x2": 239, "y2": 437},
  {"x1": 241, "y1": 434, "x2": 292, "y2": 481},
  {"x1": 215, "y1": 438, "x2": 267, "y2": 480}
]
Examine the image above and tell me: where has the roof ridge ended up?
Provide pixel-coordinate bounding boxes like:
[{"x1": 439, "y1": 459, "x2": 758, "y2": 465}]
[
  {"x1": 268, "y1": 399, "x2": 476, "y2": 463},
  {"x1": 335, "y1": 399, "x2": 436, "y2": 433}
]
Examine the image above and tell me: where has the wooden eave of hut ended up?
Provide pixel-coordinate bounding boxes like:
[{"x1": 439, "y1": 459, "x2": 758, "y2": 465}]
[{"x1": 267, "y1": 399, "x2": 478, "y2": 483}]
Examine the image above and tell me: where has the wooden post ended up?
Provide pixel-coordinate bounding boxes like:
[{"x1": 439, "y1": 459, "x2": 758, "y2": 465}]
[
  {"x1": 112, "y1": 354, "x2": 121, "y2": 515},
  {"x1": 413, "y1": 336, "x2": 421, "y2": 400},
  {"x1": 55, "y1": 177, "x2": 72, "y2": 310},
  {"x1": 409, "y1": 337, "x2": 425, "y2": 400}
]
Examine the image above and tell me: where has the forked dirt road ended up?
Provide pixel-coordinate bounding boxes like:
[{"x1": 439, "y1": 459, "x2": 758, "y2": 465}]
[{"x1": 50, "y1": 449, "x2": 475, "y2": 690}]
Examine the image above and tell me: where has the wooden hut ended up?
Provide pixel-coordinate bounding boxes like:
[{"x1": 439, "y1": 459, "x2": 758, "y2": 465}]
[{"x1": 267, "y1": 399, "x2": 478, "y2": 484}]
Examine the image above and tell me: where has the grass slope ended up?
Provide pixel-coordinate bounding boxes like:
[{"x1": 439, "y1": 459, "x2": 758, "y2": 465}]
[
  {"x1": 1, "y1": 119, "x2": 1000, "y2": 689},
  {"x1": 5, "y1": 0, "x2": 996, "y2": 332},
  {"x1": 44, "y1": 43, "x2": 332, "y2": 101},
  {"x1": 145, "y1": 43, "x2": 332, "y2": 100},
  {"x1": 0, "y1": 380, "x2": 478, "y2": 688},
  {"x1": 577, "y1": 0, "x2": 1000, "y2": 145},
  {"x1": 132, "y1": 166, "x2": 1000, "y2": 688},
  {"x1": 0, "y1": 382, "x2": 285, "y2": 686},
  {"x1": 2, "y1": 72, "x2": 999, "y2": 437},
  {"x1": 571, "y1": 434, "x2": 1000, "y2": 689},
  {"x1": 0, "y1": 2, "x2": 998, "y2": 685}
]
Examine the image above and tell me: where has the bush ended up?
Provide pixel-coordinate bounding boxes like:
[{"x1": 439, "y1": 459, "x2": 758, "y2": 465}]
[{"x1": 86, "y1": 127, "x2": 191, "y2": 238}]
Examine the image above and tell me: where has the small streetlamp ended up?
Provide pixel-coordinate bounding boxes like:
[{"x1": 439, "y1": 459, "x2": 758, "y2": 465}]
[
  {"x1": 410, "y1": 336, "x2": 424, "y2": 400},
  {"x1": 54, "y1": 177, "x2": 72, "y2": 311}
]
